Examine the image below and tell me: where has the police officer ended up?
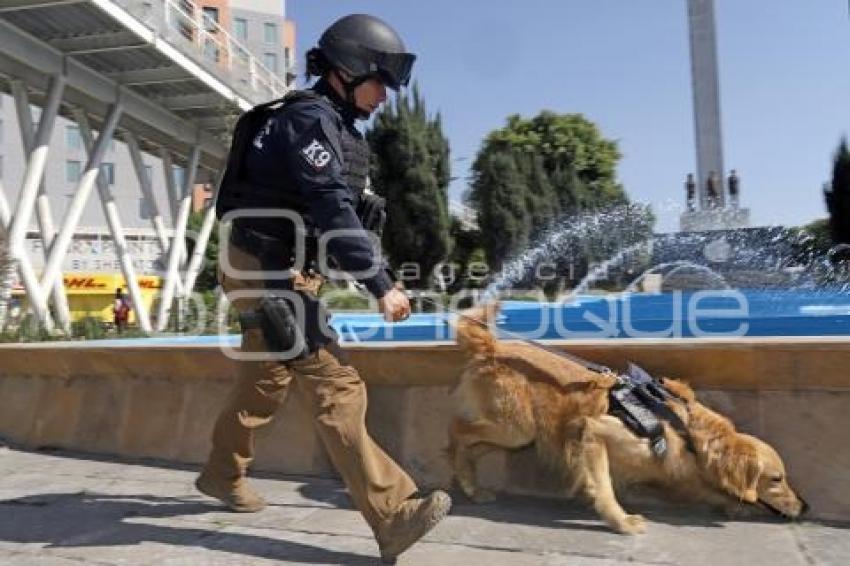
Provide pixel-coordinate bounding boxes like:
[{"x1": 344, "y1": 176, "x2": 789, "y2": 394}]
[{"x1": 196, "y1": 14, "x2": 451, "y2": 563}]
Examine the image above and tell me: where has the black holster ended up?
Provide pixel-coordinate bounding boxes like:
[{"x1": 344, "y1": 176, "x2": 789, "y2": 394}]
[
  {"x1": 258, "y1": 295, "x2": 309, "y2": 360},
  {"x1": 230, "y1": 224, "x2": 339, "y2": 360}
]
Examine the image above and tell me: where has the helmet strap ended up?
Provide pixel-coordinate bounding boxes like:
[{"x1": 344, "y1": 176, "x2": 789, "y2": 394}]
[{"x1": 333, "y1": 69, "x2": 371, "y2": 120}]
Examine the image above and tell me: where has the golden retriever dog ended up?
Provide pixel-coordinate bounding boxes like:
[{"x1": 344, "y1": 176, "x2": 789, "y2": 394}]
[{"x1": 448, "y1": 303, "x2": 807, "y2": 534}]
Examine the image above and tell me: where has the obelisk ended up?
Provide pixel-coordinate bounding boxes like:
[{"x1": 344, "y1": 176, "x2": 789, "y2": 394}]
[
  {"x1": 681, "y1": 0, "x2": 749, "y2": 231},
  {"x1": 688, "y1": 0, "x2": 724, "y2": 209}
]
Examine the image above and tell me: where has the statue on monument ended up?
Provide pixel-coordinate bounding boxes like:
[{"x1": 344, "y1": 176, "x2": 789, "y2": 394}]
[
  {"x1": 728, "y1": 169, "x2": 740, "y2": 208},
  {"x1": 706, "y1": 171, "x2": 720, "y2": 208},
  {"x1": 685, "y1": 173, "x2": 696, "y2": 211}
]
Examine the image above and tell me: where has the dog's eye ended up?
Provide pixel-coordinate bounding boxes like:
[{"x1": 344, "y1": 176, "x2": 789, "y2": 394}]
[{"x1": 771, "y1": 475, "x2": 784, "y2": 483}]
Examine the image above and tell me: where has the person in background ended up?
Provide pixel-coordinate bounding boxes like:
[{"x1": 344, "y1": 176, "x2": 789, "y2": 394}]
[{"x1": 113, "y1": 288, "x2": 131, "y2": 333}]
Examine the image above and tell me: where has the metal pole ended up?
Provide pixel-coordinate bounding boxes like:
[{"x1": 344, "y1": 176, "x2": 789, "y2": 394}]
[
  {"x1": 11, "y1": 80, "x2": 72, "y2": 331},
  {"x1": 0, "y1": 183, "x2": 14, "y2": 326},
  {"x1": 75, "y1": 111, "x2": 152, "y2": 333},
  {"x1": 6, "y1": 74, "x2": 65, "y2": 257},
  {"x1": 183, "y1": 167, "x2": 223, "y2": 295},
  {"x1": 125, "y1": 133, "x2": 185, "y2": 298},
  {"x1": 4, "y1": 74, "x2": 66, "y2": 329},
  {"x1": 126, "y1": 133, "x2": 170, "y2": 252},
  {"x1": 157, "y1": 147, "x2": 189, "y2": 280},
  {"x1": 0, "y1": 182, "x2": 51, "y2": 330},
  {"x1": 156, "y1": 145, "x2": 201, "y2": 331},
  {"x1": 159, "y1": 147, "x2": 180, "y2": 223},
  {"x1": 39, "y1": 101, "x2": 123, "y2": 301},
  {"x1": 0, "y1": 186, "x2": 9, "y2": 230}
]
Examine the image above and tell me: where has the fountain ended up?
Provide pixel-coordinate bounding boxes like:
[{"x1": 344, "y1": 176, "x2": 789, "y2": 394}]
[
  {"x1": 482, "y1": 203, "x2": 654, "y2": 301},
  {"x1": 625, "y1": 261, "x2": 730, "y2": 293}
]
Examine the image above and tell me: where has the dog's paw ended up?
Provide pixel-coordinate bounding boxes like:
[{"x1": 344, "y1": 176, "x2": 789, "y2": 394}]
[
  {"x1": 614, "y1": 514, "x2": 647, "y2": 535},
  {"x1": 470, "y1": 489, "x2": 497, "y2": 504}
]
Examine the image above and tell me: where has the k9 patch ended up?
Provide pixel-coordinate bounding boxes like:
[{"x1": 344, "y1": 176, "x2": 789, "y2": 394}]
[{"x1": 300, "y1": 138, "x2": 333, "y2": 170}]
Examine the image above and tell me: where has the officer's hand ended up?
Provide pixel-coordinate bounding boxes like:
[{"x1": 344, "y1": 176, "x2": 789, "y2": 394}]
[{"x1": 378, "y1": 288, "x2": 411, "y2": 323}]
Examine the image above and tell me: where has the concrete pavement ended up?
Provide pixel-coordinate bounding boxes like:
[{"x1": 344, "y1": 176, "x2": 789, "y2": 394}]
[{"x1": 0, "y1": 445, "x2": 847, "y2": 565}]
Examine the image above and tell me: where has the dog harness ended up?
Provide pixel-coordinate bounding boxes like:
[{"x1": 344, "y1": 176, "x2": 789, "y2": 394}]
[
  {"x1": 454, "y1": 312, "x2": 694, "y2": 459},
  {"x1": 608, "y1": 363, "x2": 693, "y2": 458}
]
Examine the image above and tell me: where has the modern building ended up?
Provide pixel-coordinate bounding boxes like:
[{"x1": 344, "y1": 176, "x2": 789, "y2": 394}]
[{"x1": 0, "y1": 0, "x2": 295, "y2": 280}]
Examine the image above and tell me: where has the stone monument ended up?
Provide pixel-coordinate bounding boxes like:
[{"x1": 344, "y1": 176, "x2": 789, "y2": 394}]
[{"x1": 680, "y1": 0, "x2": 750, "y2": 231}]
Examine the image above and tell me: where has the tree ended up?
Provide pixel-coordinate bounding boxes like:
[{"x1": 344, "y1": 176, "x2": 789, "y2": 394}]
[
  {"x1": 801, "y1": 218, "x2": 832, "y2": 254},
  {"x1": 445, "y1": 217, "x2": 485, "y2": 292},
  {"x1": 469, "y1": 148, "x2": 530, "y2": 269},
  {"x1": 825, "y1": 138, "x2": 850, "y2": 245},
  {"x1": 469, "y1": 112, "x2": 630, "y2": 270},
  {"x1": 367, "y1": 84, "x2": 451, "y2": 288}
]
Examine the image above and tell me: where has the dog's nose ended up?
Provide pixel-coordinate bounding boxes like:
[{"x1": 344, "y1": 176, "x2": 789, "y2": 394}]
[{"x1": 799, "y1": 497, "x2": 810, "y2": 516}]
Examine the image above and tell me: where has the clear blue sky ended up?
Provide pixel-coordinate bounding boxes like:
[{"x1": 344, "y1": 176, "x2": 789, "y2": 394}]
[{"x1": 289, "y1": 1, "x2": 850, "y2": 233}]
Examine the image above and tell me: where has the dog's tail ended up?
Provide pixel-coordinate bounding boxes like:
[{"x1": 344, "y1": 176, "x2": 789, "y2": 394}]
[{"x1": 454, "y1": 302, "x2": 500, "y2": 358}]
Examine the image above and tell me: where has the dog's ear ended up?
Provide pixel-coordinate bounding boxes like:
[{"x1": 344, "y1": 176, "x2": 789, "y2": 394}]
[{"x1": 718, "y1": 441, "x2": 763, "y2": 503}]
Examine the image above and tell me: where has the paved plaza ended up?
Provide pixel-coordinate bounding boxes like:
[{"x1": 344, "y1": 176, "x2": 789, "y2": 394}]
[{"x1": 0, "y1": 445, "x2": 847, "y2": 565}]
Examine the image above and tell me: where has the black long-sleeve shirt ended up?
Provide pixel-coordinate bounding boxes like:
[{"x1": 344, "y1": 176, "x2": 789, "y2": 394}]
[{"x1": 243, "y1": 81, "x2": 393, "y2": 298}]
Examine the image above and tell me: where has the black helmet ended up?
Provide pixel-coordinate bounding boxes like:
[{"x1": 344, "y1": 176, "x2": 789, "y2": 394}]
[{"x1": 315, "y1": 14, "x2": 415, "y2": 91}]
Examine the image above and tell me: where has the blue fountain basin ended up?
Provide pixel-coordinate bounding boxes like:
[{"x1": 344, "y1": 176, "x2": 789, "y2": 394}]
[
  {"x1": 330, "y1": 289, "x2": 850, "y2": 342},
  {"x1": 71, "y1": 289, "x2": 850, "y2": 347}
]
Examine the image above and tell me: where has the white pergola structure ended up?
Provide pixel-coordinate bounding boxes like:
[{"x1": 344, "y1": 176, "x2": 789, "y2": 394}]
[{"x1": 0, "y1": 0, "x2": 289, "y2": 333}]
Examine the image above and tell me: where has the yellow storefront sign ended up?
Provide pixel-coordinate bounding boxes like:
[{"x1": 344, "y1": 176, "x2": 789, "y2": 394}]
[{"x1": 12, "y1": 273, "x2": 161, "y2": 324}]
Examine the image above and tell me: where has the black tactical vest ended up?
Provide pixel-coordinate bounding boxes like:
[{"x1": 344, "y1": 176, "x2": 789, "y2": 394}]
[
  {"x1": 340, "y1": 128, "x2": 370, "y2": 206},
  {"x1": 216, "y1": 90, "x2": 370, "y2": 234}
]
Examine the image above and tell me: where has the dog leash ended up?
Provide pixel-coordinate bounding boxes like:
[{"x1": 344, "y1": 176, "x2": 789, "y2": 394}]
[
  {"x1": 414, "y1": 294, "x2": 616, "y2": 377},
  {"x1": 350, "y1": 283, "x2": 614, "y2": 376}
]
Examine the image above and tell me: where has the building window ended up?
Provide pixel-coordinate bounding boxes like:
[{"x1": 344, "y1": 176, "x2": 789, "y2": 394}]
[
  {"x1": 0, "y1": 155, "x2": 3, "y2": 179},
  {"x1": 144, "y1": 165, "x2": 153, "y2": 185},
  {"x1": 264, "y1": 53, "x2": 278, "y2": 73},
  {"x1": 0, "y1": 119, "x2": 3, "y2": 145},
  {"x1": 234, "y1": 18, "x2": 247, "y2": 41},
  {"x1": 284, "y1": 47, "x2": 292, "y2": 71},
  {"x1": 202, "y1": 7, "x2": 219, "y2": 32},
  {"x1": 264, "y1": 22, "x2": 277, "y2": 44},
  {"x1": 66, "y1": 125, "x2": 81, "y2": 150},
  {"x1": 66, "y1": 160, "x2": 82, "y2": 183},
  {"x1": 101, "y1": 162, "x2": 115, "y2": 185}
]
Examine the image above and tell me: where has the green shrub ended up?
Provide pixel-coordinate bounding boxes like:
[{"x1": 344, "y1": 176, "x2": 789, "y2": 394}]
[
  {"x1": 322, "y1": 290, "x2": 371, "y2": 311},
  {"x1": 71, "y1": 316, "x2": 106, "y2": 340}
]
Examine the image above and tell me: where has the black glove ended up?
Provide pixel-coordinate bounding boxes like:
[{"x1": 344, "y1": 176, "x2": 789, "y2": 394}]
[{"x1": 356, "y1": 193, "x2": 387, "y2": 236}]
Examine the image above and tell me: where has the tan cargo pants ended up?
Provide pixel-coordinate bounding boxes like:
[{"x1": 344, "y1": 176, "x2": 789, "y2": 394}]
[{"x1": 203, "y1": 242, "x2": 418, "y2": 529}]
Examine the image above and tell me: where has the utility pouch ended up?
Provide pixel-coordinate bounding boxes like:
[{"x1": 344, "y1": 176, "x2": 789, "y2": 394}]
[{"x1": 258, "y1": 295, "x2": 309, "y2": 360}]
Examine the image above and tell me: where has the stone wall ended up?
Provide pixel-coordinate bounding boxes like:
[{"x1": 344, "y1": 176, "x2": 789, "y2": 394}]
[{"x1": 1, "y1": 338, "x2": 848, "y2": 521}]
